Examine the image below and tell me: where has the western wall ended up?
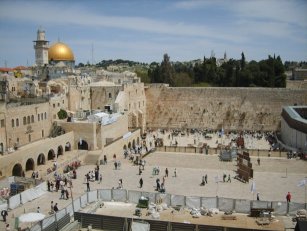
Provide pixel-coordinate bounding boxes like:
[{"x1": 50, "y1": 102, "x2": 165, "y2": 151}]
[{"x1": 145, "y1": 85, "x2": 307, "y2": 131}]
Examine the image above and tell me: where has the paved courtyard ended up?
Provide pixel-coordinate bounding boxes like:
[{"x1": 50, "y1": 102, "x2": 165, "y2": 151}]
[{"x1": 1, "y1": 146, "x2": 307, "y2": 230}]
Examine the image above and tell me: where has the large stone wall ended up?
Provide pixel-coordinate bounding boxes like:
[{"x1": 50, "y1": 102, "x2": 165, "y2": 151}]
[{"x1": 145, "y1": 85, "x2": 307, "y2": 131}]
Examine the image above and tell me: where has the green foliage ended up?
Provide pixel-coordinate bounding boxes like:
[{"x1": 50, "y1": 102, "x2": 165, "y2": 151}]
[
  {"x1": 147, "y1": 53, "x2": 287, "y2": 88},
  {"x1": 57, "y1": 109, "x2": 68, "y2": 120}
]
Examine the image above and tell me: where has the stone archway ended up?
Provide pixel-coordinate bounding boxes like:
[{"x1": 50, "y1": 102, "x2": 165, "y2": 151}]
[
  {"x1": 128, "y1": 142, "x2": 131, "y2": 149},
  {"x1": 12, "y1": 163, "x2": 23, "y2": 177},
  {"x1": 137, "y1": 137, "x2": 140, "y2": 145},
  {"x1": 78, "y1": 139, "x2": 88, "y2": 150},
  {"x1": 123, "y1": 144, "x2": 127, "y2": 151},
  {"x1": 132, "y1": 139, "x2": 136, "y2": 149},
  {"x1": 65, "y1": 142, "x2": 71, "y2": 151},
  {"x1": 37, "y1": 153, "x2": 45, "y2": 165},
  {"x1": 48, "y1": 149, "x2": 55, "y2": 160},
  {"x1": 26, "y1": 158, "x2": 35, "y2": 171},
  {"x1": 57, "y1": 145, "x2": 63, "y2": 157}
]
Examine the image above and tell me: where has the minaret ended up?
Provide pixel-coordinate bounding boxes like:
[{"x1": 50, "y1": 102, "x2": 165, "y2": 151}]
[{"x1": 33, "y1": 28, "x2": 49, "y2": 66}]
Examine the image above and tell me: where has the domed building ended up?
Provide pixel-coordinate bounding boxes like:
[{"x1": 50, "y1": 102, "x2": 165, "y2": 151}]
[
  {"x1": 33, "y1": 29, "x2": 75, "y2": 79},
  {"x1": 48, "y1": 42, "x2": 75, "y2": 69}
]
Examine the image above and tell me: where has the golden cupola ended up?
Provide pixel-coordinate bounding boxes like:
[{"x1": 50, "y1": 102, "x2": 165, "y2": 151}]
[{"x1": 48, "y1": 42, "x2": 74, "y2": 61}]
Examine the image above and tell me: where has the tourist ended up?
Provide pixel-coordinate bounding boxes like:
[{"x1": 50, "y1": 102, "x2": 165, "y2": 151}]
[
  {"x1": 139, "y1": 166, "x2": 142, "y2": 175},
  {"x1": 50, "y1": 201, "x2": 54, "y2": 214},
  {"x1": 227, "y1": 174, "x2": 231, "y2": 183},
  {"x1": 257, "y1": 193, "x2": 260, "y2": 201},
  {"x1": 205, "y1": 174, "x2": 208, "y2": 184},
  {"x1": 104, "y1": 155, "x2": 107, "y2": 164},
  {"x1": 86, "y1": 181, "x2": 90, "y2": 192},
  {"x1": 37, "y1": 206, "x2": 40, "y2": 213},
  {"x1": 47, "y1": 180, "x2": 51, "y2": 191},
  {"x1": 165, "y1": 168, "x2": 169, "y2": 177},
  {"x1": 174, "y1": 168, "x2": 177, "y2": 177},
  {"x1": 201, "y1": 176, "x2": 205, "y2": 186},
  {"x1": 257, "y1": 158, "x2": 260, "y2": 165},
  {"x1": 99, "y1": 174, "x2": 102, "y2": 184},
  {"x1": 118, "y1": 179, "x2": 123, "y2": 189},
  {"x1": 53, "y1": 203, "x2": 59, "y2": 212},
  {"x1": 1, "y1": 209, "x2": 8, "y2": 222},
  {"x1": 114, "y1": 161, "x2": 118, "y2": 170},
  {"x1": 286, "y1": 192, "x2": 291, "y2": 203},
  {"x1": 139, "y1": 178, "x2": 143, "y2": 188}
]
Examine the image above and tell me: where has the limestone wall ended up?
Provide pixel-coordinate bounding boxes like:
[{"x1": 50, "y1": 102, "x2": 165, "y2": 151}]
[{"x1": 145, "y1": 85, "x2": 307, "y2": 131}]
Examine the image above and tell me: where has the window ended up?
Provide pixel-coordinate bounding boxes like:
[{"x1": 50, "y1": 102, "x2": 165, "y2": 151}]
[
  {"x1": 0, "y1": 119, "x2": 4, "y2": 128},
  {"x1": 45, "y1": 112, "x2": 47, "y2": 119},
  {"x1": 53, "y1": 104, "x2": 55, "y2": 108},
  {"x1": 38, "y1": 114, "x2": 40, "y2": 121},
  {"x1": 109, "y1": 93, "x2": 112, "y2": 98},
  {"x1": 16, "y1": 118, "x2": 19, "y2": 127},
  {"x1": 42, "y1": 130, "x2": 44, "y2": 137},
  {"x1": 58, "y1": 103, "x2": 60, "y2": 107},
  {"x1": 17, "y1": 138, "x2": 19, "y2": 143},
  {"x1": 28, "y1": 134, "x2": 31, "y2": 142},
  {"x1": 27, "y1": 116, "x2": 30, "y2": 124},
  {"x1": 41, "y1": 113, "x2": 43, "y2": 120},
  {"x1": 11, "y1": 119, "x2": 14, "y2": 127},
  {"x1": 31, "y1": 115, "x2": 34, "y2": 123},
  {"x1": 23, "y1": 117, "x2": 26, "y2": 125}
]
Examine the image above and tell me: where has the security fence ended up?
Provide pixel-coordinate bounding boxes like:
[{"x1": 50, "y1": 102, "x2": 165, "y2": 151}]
[{"x1": 23, "y1": 188, "x2": 306, "y2": 231}]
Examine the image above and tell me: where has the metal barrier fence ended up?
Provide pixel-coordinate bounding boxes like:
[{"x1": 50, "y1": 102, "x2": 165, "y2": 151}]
[{"x1": 27, "y1": 188, "x2": 306, "y2": 231}]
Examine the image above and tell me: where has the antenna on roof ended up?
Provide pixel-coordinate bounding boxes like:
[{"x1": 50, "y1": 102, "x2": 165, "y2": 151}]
[{"x1": 91, "y1": 43, "x2": 94, "y2": 65}]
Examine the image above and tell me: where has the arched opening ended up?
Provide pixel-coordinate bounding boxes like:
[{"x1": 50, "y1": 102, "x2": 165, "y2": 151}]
[
  {"x1": 128, "y1": 142, "x2": 131, "y2": 149},
  {"x1": 48, "y1": 149, "x2": 55, "y2": 160},
  {"x1": 65, "y1": 142, "x2": 71, "y2": 151},
  {"x1": 123, "y1": 144, "x2": 127, "y2": 151},
  {"x1": 78, "y1": 140, "x2": 88, "y2": 150},
  {"x1": 12, "y1": 163, "x2": 23, "y2": 177},
  {"x1": 57, "y1": 145, "x2": 63, "y2": 157},
  {"x1": 37, "y1": 153, "x2": 45, "y2": 165},
  {"x1": 132, "y1": 139, "x2": 136, "y2": 149},
  {"x1": 26, "y1": 158, "x2": 35, "y2": 171},
  {"x1": 137, "y1": 137, "x2": 140, "y2": 145}
]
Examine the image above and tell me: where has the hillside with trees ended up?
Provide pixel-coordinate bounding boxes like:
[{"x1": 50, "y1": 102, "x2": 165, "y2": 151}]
[{"x1": 148, "y1": 53, "x2": 286, "y2": 87}]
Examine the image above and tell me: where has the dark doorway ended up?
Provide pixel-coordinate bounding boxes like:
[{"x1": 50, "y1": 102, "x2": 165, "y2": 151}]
[
  {"x1": 78, "y1": 140, "x2": 89, "y2": 150},
  {"x1": 12, "y1": 163, "x2": 23, "y2": 176}
]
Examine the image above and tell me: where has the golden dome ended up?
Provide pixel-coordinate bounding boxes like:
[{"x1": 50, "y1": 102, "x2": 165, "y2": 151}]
[{"x1": 48, "y1": 42, "x2": 74, "y2": 61}]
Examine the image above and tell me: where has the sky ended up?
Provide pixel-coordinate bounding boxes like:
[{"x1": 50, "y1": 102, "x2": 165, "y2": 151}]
[{"x1": 0, "y1": 0, "x2": 306, "y2": 67}]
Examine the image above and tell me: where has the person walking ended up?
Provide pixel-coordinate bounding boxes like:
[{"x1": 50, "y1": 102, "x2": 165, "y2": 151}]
[
  {"x1": 86, "y1": 181, "x2": 90, "y2": 192},
  {"x1": 205, "y1": 174, "x2": 208, "y2": 184},
  {"x1": 139, "y1": 178, "x2": 143, "y2": 188},
  {"x1": 174, "y1": 168, "x2": 177, "y2": 177},
  {"x1": 1, "y1": 209, "x2": 8, "y2": 222},
  {"x1": 50, "y1": 201, "x2": 54, "y2": 214},
  {"x1": 104, "y1": 155, "x2": 107, "y2": 165},
  {"x1": 165, "y1": 168, "x2": 169, "y2": 177},
  {"x1": 53, "y1": 203, "x2": 59, "y2": 212},
  {"x1": 99, "y1": 174, "x2": 102, "y2": 184},
  {"x1": 257, "y1": 192, "x2": 260, "y2": 201},
  {"x1": 286, "y1": 192, "x2": 291, "y2": 203},
  {"x1": 227, "y1": 174, "x2": 231, "y2": 183}
]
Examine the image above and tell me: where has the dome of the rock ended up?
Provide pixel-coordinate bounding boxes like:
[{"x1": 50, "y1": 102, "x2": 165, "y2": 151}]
[{"x1": 48, "y1": 42, "x2": 74, "y2": 61}]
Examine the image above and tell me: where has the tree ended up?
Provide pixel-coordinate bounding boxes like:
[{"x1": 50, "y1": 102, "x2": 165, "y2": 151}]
[
  {"x1": 174, "y1": 72, "x2": 193, "y2": 87},
  {"x1": 240, "y1": 52, "x2": 246, "y2": 70},
  {"x1": 57, "y1": 109, "x2": 68, "y2": 120},
  {"x1": 159, "y1": 54, "x2": 176, "y2": 86}
]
